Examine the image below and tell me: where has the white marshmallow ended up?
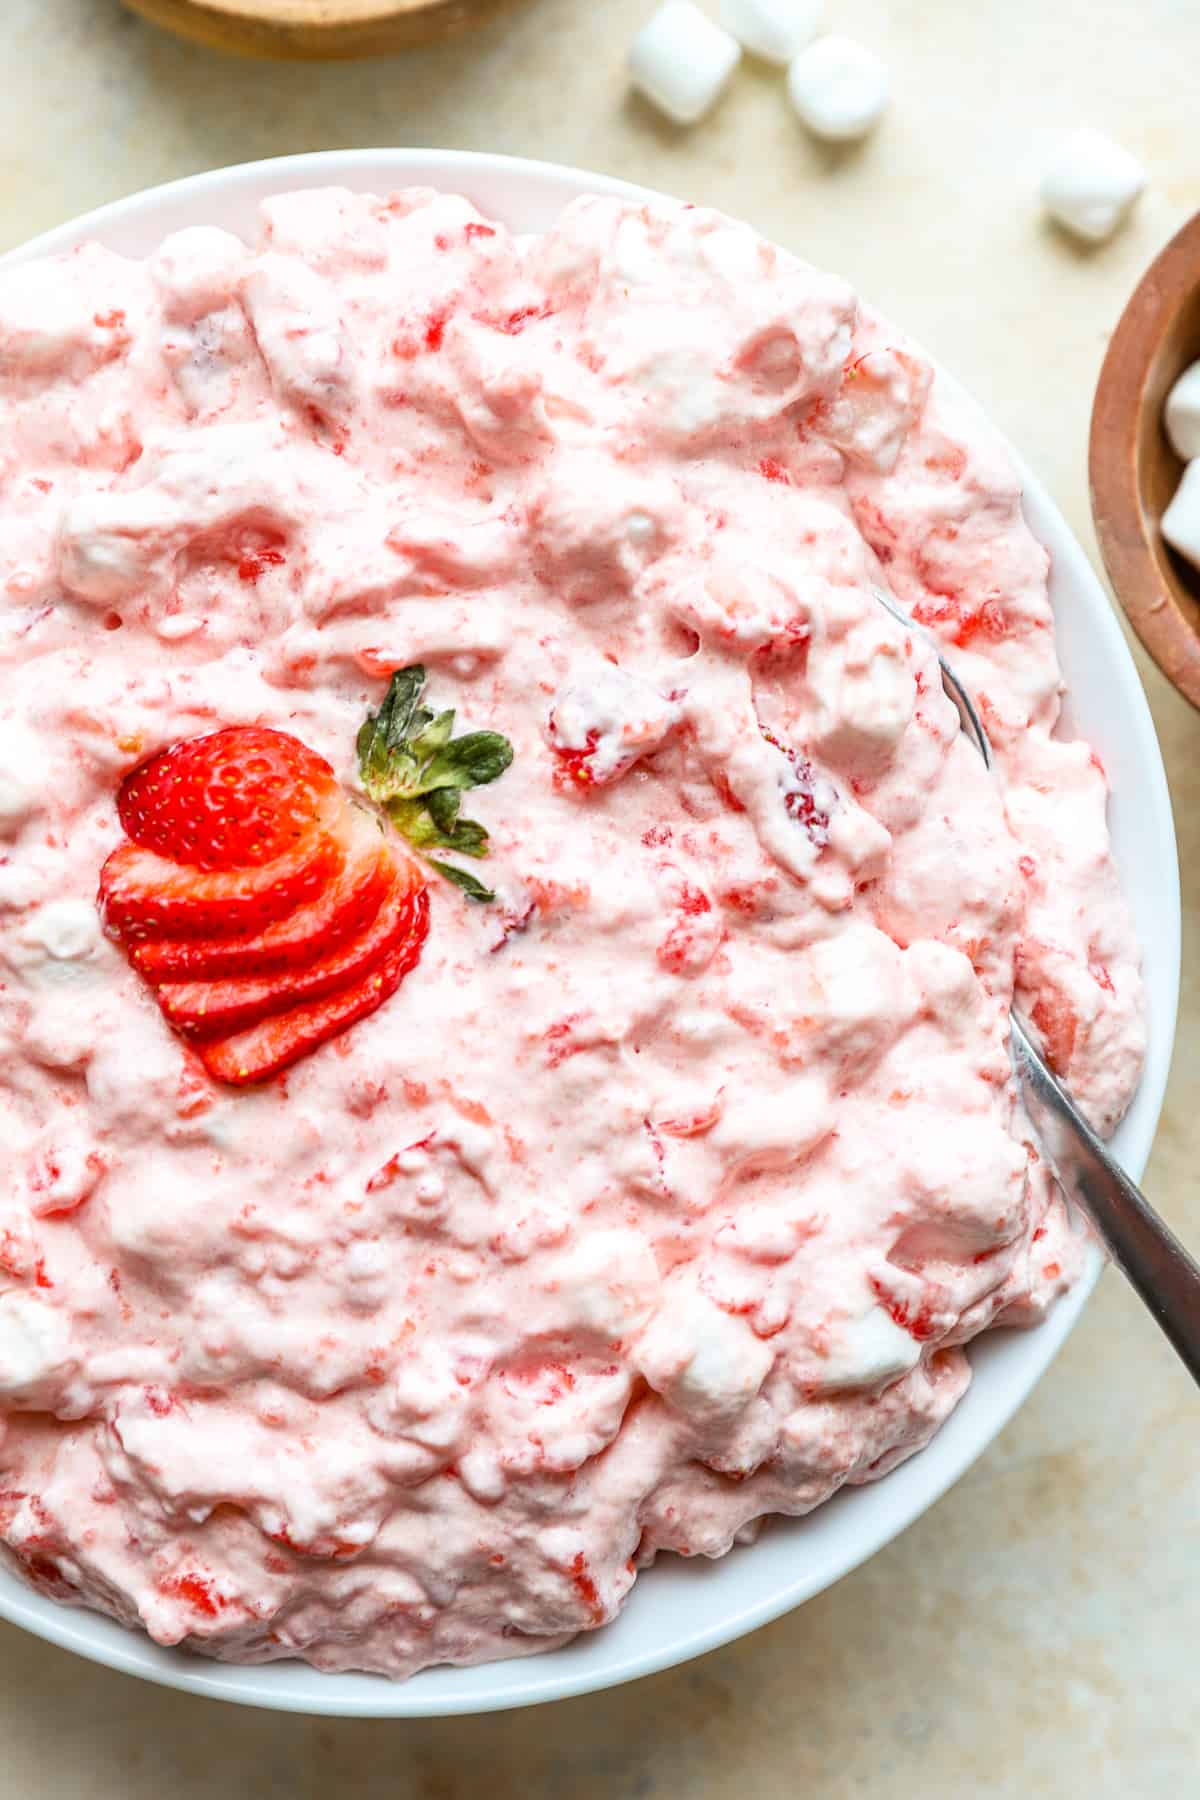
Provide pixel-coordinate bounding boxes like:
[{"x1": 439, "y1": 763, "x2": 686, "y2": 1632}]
[
  {"x1": 547, "y1": 665, "x2": 681, "y2": 784},
  {"x1": 1164, "y1": 362, "x2": 1200, "y2": 463},
  {"x1": 1162, "y1": 459, "x2": 1200, "y2": 571},
  {"x1": 0, "y1": 1292, "x2": 74, "y2": 1403},
  {"x1": 20, "y1": 899, "x2": 103, "y2": 962},
  {"x1": 549, "y1": 1230, "x2": 659, "y2": 1343},
  {"x1": 629, "y1": 1, "x2": 741, "y2": 126},
  {"x1": 810, "y1": 1304, "x2": 920, "y2": 1391},
  {"x1": 151, "y1": 227, "x2": 248, "y2": 324},
  {"x1": 1039, "y1": 128, "x2": 1145, "y2": 244},
  {"x1": 719, "y1": 0, "x2": 820, "y2": 64},
  {"x1": 345, "y1": 1240, "x2": 390, "y2": 1282},
  {"x1": 787, "y1": 36, "x2": 889, "y2": 142},
  {"x1": 636, "y1": 1284, "x2": 773, "y2": 1420},
  {"x1": 0, "y1": 720, "x2": 42, "y2": 836}
]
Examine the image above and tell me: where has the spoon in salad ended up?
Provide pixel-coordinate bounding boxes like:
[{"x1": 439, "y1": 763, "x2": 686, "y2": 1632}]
[{"x1": 872, "y1": 587, "x2": 1200, "y2": 1383}]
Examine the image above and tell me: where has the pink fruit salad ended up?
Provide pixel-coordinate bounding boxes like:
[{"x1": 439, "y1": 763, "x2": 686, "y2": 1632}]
[{"x1": 0, "y1": 188, "x2": 1143, "y2": 1677}]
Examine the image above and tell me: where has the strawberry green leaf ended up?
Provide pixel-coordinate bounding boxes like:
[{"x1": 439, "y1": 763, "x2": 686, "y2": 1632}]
[
  {"x1": 385, "y1": 797, "x2": 447, "y2": 848},
  {"x1": 421, "y1": 733, "x2": 513, "y2": 792},
  {"x1": 358, "y1": 666, "x2": 513, "y2": 903},
  {"x1": 425, "y1": 786, "x2": 461, "y2": 832},
  {"x1": 441, "y1": 818, "x2": 489, "y2": 858},
  {"x1": 380, "y1": 665, "x2": 427, "y2": 750},
  {"x1": 430, "y1": 860, "x2": 495, "y2": 903},
  {"x1": 410, "y1": 709, "x2": 457, "y2": 761}
]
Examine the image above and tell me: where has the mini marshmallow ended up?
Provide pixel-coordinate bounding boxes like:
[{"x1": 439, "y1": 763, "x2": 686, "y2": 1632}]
[
  {"x1": 0, "y1": 720, "x2": 41, "y2": 836},
  {"x1": 21, "y1": 899, "x2": 102, "y2": 962},
  {"x1": 629, "y1": 0, "x2": 741, "y2": 126},
  {"x1": 787, "y1": 36, "x2": 889, "y2": 143},
  {"x1": 719, "y1": 0, "x2": 821, "y2": 64},
  {"x1": 1165, "y1": 362, "x2": 1200, "y2": 463},
  {"x1": 1162, "y1": 459, "x2": 1200, "y2": 571},
  {"x1": 1039, "y1": 128, "x2": 1145, "y2": 244},
  {"x1": 810, "y1": 1304, "x2": 920, "y2": 1391}
]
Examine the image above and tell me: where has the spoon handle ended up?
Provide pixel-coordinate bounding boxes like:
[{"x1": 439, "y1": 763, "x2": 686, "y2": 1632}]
[{"x1": 1012, "y1": 1018, "x2": 1200, "y2": 1385}]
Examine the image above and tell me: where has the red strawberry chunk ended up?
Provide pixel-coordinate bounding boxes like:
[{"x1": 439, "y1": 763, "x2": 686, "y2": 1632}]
[
  {"x1": 119, "y1": 726, "x2": 339, "y2": 870},
  {"x1": 551, "y1": 730, "x2": 600, "y2": 790},
  {"x1": 130, "y1": 808, "x2": 390, "y2": 981},
  {"x1": 197, "y1": 889, "x2": 430, "y2": 1086},
  {"x1": 760, "y1": 724, "x2": 832, "y2": 848},
  {"x1": 1030, "y1": 991, "x2": 1078, "y2": 1076},
  {"x1": 156, "y1": 857, "x2": 425, "y2": 1040}
]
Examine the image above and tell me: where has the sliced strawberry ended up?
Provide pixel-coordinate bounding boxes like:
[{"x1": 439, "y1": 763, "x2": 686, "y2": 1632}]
[
  {"x1": 129, "y1": 807, "x2": 391, "y2": 980},
  {"x1": 99, "y1": 715, "x2": 443, "y2": 1085},
  {"x1": 155, "y1": 858, "x2": 425, "y2": 1040},
  {"x1": 99, "y1": 830, "x2": 343, "y2": 941},
  {"x1": 119, "y1": 727, "x2": 339, "y2": 870},
  {"x1": 197, "y1": 888, "x2": 430, "y2": 1086}
]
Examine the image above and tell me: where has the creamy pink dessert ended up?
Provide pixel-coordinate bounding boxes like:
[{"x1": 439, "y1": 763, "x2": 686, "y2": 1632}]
[{"x1": 0, "y1": 188, "x2": 1145, "y2": 1679}]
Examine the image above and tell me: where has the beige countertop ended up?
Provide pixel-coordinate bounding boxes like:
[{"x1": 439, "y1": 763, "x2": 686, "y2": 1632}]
[{"x1": 1, "y1": 0, "x2": 1197, "y2": 1792}]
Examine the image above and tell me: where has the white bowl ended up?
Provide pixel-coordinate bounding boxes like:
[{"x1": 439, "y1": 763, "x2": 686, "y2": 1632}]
[{"x1": 0, "y1": 149, "x2": 1180, "y2": 1717}]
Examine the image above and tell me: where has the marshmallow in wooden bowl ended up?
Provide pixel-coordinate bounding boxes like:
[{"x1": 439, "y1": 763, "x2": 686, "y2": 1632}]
[
  {"x1": 1165, "y1": 362, "x2": 1200, "y2": 463},
  {"x1": 1163, "y1": 462, "x2": 1200, "y2": 571},
  {"x1": 1160, "y1": 367, "x2": 1200, "y2": 575}
]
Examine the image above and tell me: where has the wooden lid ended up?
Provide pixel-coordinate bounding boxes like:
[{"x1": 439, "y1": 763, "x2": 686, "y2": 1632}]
[
  {"x1": 123, "y1": 0, "x2": 526, "y2": 59},
  {"x1": 1090, "y1": 210, "x2": 1200, "y2": 711}
]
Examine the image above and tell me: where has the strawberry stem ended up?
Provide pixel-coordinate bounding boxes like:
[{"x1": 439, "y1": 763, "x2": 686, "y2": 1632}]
[{"x1": 359, "y1": 667, "x2": 513, "y2": 902}]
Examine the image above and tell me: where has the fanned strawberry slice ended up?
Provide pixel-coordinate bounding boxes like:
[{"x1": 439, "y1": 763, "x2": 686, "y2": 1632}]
[
  {"x1": 98, "y1": 720, "x2": 442, "y2": 1086},
  {"x1": 100, "y1": 831, "x2": 343, "y2": 941},
  {"x1": 155, "y1": 859, "x2": 425, "y2": 1040},
  {"x1": 197, "y1": 888, "x2": 431, "y2": 1086},
  {"x1": 130, "y1": 807, "x2": 391, "y2": 981},
  {"x1": 119, "y1": 726, "x2": 340, "y2": 870}
]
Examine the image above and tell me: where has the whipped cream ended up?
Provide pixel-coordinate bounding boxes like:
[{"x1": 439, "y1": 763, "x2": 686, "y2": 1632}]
[{"x1": 0, "y1": 187, "x2": 1144, "y2": 1678}]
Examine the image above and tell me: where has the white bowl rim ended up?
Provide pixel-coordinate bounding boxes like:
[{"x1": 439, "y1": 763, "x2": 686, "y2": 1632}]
[{"x1": 0, "y1": 147, "x2": 1181, "y2": 1718}]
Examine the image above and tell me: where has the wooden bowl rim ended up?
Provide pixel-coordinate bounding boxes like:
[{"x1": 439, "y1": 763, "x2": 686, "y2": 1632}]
[
  {"x1": 123, "y1": 0, "x2": 521, "y2": 59},
  {"x1": 1090, "y1": 209, "x2": 1200, "y2": 710},
  {"x1": 178, "y1": 0, "x2": 457, "y2": 18}
]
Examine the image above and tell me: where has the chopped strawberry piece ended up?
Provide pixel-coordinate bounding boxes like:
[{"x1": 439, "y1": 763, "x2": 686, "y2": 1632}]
[
  {"x1": 196, "y1": 893, "x2": 430, "y2": 1086},
  {"x1": 760, "y1": 725, "x2": 832, "y2": 847},
  {"x1": 99, "y1": 831, "x2": 343, "y2": 940},
  {"x1": 500, "y1": 304, "x2": 550, "y2": 335},
  {"x1": 551, "y1": 730, "x2": 599, "y2": 789},
  {"x1": 156, "y1": 859, "x2": 425, "y2": 1040},
  {"x1": 569, "y1": 1551, "x2": 605, "y2": 1624},
  {"x1": 1090, "y1": 962, "x2": 1115, "y2": 995},
  {"x1": 869, "y1": 1276, "x2": 941, "y2": 1341},
  {"x1": 118, "y1": 726, "x2": 338, "y2": 871},
  {"x1": 1030, "y1": 992, "x2": 1078, "y2": 1075},
  {"x1": 913, "y1": 595, "x2": 1009, "y2": 650},
  {"x1": 130, "y1": 809, "x2": 391, "y2": 981},
  {"x1": 784, "y1": 777, "x2": 829, "y2": 842},
  {"x1": 161, "y1": 1571, "x2": 224, "y2": 1617},
  {"x1": 656, "y1": 875, "x2": 721, "y2": 976},
  {"x1": 948, "y1": 601, "x2": 1008, "y2": 649},
  {"x1": 237, "y1": 548, "x2": 286, "y2": 584}
]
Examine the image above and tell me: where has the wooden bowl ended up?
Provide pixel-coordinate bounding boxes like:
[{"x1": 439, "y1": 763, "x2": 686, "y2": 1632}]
[
  {"x1": 122, "y1": 0, "x2": 527, "y2": 58},
  {"x1": 1090, "y1": 210, "x2": 1200, "y2": 709}
]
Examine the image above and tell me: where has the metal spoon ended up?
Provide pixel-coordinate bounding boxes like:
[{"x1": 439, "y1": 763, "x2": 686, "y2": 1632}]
[{"x1": 872, "y1": 588, "x2": 1200, "y2": 1383}]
